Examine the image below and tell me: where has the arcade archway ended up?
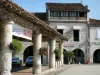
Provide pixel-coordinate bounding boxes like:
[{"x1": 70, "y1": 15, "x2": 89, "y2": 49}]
[
  {"x1": 93, "y1": 49, "x2": 100, "y2": 63},
  {"x1": 63, "y1": 49, "x2": 68, "y2": 64},
  {"x1": 73, "y1": 49, "x2": 84, "y2": 64},
  {"x1": 23, "y1": 45, "x2": 33, "y2": 62},
  {"x1": 23, "y1": 45, "x2": 43, "y2": 64}
]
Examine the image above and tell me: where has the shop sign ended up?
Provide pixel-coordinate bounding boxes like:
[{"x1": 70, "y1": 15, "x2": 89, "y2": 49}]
[
  {"x1": 13, "y1": 24, "x2": 32, "y2": 40},
  {"x1": 91, "y1": 42, "x2": 100, "y2": 45},
  {"x1": 63, "y1": 41, "x2": 75, "y2": 47}
]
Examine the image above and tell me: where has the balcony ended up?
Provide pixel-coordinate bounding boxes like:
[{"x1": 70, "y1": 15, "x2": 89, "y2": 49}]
[{"x1": 49, "y1": 17, "x2": 87, "y2": 21}]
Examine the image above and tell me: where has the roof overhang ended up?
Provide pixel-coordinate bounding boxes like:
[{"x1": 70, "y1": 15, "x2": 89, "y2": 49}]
[{"x1": 0, "y1": 0, "x2": 68, "y2": 41}]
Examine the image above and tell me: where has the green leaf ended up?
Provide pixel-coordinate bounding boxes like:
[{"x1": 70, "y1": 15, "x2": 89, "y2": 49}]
[
  {"x1": 12, "y1": 39, "x2": 22, "y2": 56},
  {"x1": 65, "y1": 51, "x2": 74, "y2": 58},
  {"x1": 55, "y1": 48, "x2": 61, "y2": 60}
]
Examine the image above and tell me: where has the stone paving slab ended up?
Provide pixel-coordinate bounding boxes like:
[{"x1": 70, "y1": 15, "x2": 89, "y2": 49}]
[
  {"x1": 12, "y1": 65, "x2": 70, "y2": 75},
  {"x1": 57, "y1": 64, "x2": 100, "y2": 75},
  {"x1": 12, "y1": 64, "x2": 72, "y2": 75},
  {"x1": 44, "y1": 65, "x2": 70, "y2": 75},
  {"x1": 12, "y1": 73, "x2": 32, "y2": 75},
  {"x1": 12, "y1": 64, "x2": 100, "y2": 75}
]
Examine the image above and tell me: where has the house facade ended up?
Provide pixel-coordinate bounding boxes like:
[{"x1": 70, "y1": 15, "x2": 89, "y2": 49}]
[
  {"x1": 46, "y1": 3, "x2": 89, "y2": 64},
  {"x1": 35, "y1": 3, "x2": 100, "y2": 64},
  {"x1": 11, "y1": 2, "x2": 100, "y2": 64},
  {"x1": 0, "y1": 1, "x2": 67, "y2": 75},
  {"x1": 89, "y1": 19, "x2": 100, "y2": 63}
]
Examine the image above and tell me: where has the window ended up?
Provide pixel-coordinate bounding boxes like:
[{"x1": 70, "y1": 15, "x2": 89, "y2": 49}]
[
  {"x1": 69, "y1": 12, "x2": 77, "y2": 17},
  {"x1": 73, "y1": 12, "x2": 77, "y2": 17},
  {"x1": 73, "y1": 30, "x2": 79, "y2": 41},
  {"x1": 52, "y1": 11, "x2": 57, "y2": 17},
  {"x1": 61, "y1": 12, "x2": 64, "y2": 17},
  {"x1": 50, "y1": 11, "x2": 57, "y2": 17},
  {"x1": 50, "y1": 11, "x2": 69, "y2": 17},
  {"x1": 57, "y1": 29, "x2": 63, "y2": 34},
  {"x1": 79, "y1": 12, "x2": 84, "y2": 17},
  {"x1": 95, "y1": 28, "x2": 100, "y2": 39},
  {"x1": 69, "y1": 12, "x2": 72, "y2": 17},
  {"x1": 65, "y1": 12, "x2": 68, "y2": 17},
  {"x1": 63, "y1": 12, "x2": 66, "y2": 17},
  {"x1": 50, "y1": 11, "x2": 53, "y2": 16},
  {"x1": 77, "y1": 12, "x2": 79, "y2": 17},
  {"x1": 57, "y1": 11, "x2": 60, "y2": 17}
]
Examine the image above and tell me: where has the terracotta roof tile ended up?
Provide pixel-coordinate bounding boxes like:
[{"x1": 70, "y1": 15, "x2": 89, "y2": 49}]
[
  {"x1": 32, "y1": 13, "x2": 47, "y2": 21},
  {"x1": 46, "y1": 3, "x2": 90, "y2": 12},
  {"x1": 89, "y1": 18, "x2": 100, "y2": 25},
  {"x1": 0, "y1": 0, "x2": 67, "y2": 40}
]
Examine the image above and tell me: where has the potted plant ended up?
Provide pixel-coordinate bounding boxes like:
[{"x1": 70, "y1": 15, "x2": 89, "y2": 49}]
[
  {"x1": 39, "y1": 47, "x2": 48, "y2": 56},
  {"x1": 9, "y1": 39, "x2": 22, "y2": 56},
  {"x1": 55, "y1": 48, "x2": 61, "y2": 60}
]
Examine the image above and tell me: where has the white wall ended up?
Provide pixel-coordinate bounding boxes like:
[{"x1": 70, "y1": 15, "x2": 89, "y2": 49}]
[
  {"x1": 49, "y1": 22, "x2": 88, "y2": 62},
  {"x1": 90, "y1": 27, "x2": 100, "y2": 63},
  {"x1": 49, "y1": 22, "x2": 88, "y2": 50}
]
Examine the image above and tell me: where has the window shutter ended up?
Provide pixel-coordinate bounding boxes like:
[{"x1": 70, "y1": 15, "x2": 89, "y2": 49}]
[{"x1": 95, "y1": 28, "x2": 100, "y2": 39}]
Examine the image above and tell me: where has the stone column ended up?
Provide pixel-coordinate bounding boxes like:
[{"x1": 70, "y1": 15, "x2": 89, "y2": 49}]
[
  {"x1": 90, "y1": 52, "x2": 93, "y2": 63},
  {"x1": 60, "y1": 41, "x2": 64, "y2": 67},
  {"x1": 0, "y1": 20, "x2": 14, "y2": 75},
  {"x1": 32, "y1": 31, "x2": 42, "y2": 75},
  {"x1": 49, "y1": 38, "x2": 56, "y2": 69},
  {"x1": 47, "y1": 46, "x2": 49, "y2": 65}
]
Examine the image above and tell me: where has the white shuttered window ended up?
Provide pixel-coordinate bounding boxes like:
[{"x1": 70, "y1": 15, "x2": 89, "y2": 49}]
[{"x1": 95, "y1": 28, "x2": 100, "y2": 39}]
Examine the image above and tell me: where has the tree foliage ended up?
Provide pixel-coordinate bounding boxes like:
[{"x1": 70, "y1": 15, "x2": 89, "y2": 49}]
[
  {"x1": 65, "y1": 51, "x2": 74, "y2": 58},
  {"x1": 64, "y1": 51, "x2": 74, "y2": 64}
]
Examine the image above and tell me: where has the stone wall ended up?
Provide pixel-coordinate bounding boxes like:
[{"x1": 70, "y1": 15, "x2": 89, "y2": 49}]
[
  {"x1": 90, "y1": 26, "x2": 100, "y2": 63},
  {"x1": 49, "y1": 22, "x2": 88, "y2": 62}
]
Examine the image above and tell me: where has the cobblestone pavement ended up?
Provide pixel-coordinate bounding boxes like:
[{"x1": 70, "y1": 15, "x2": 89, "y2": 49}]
[{"x1": 57, "y1": 64, "x2": 100, "y2": 75}]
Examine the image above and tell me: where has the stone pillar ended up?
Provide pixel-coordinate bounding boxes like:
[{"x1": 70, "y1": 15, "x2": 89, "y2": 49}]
[
  {"x1": 90, "y1": 53, "x2": 93, "y2": 63},
  {"x1": 60, "y1": 41, "x2": 64, "y2": 67},
  {"x1": 32, "y1": 31, "x2": 42, "y2": 75},
  {"x1": 0, "y1": 20, "x2": 14, "y2": 75},
  {"x1": 47, "y1": 46, "x2": 49, "y2": 65},
  {"x1": 49, "y1": 38, "x2": 56, "y2": 69}
]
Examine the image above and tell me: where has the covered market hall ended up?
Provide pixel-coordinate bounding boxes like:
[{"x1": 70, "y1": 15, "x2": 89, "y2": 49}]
[{"x1": 0, "y1": 0, "x2": 67, "y2": 75}]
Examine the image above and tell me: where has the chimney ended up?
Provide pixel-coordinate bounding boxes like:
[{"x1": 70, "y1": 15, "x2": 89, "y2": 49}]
[{"x1": 85, "y1": 5, "x2": 88, "y2": 9}]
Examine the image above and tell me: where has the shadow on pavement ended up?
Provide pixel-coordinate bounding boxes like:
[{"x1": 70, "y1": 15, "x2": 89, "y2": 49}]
[
  {"x1": 11, "y1": 65, "x2": 49, "y2": 73},
  {"x1": 11, "y1": 66, "x2": 32, "y2": 73}
]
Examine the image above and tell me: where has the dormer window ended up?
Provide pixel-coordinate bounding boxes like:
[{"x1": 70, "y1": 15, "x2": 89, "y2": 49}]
[
  {"x1": 50, "y1": 11, "x2": 57, "y2": 17},
  {"x1": 50, "y1": 11, "x2": 69, "y2": 17},
  {"x1": 61, "y1": 12, "x2": 68, "y2": 17},
  {"x1": 47, "y1": 3, "x2": 89, "y2": 19},
  {"x1": 69, "y1": 12, "x2": 77, "y2": 17},
  {"x1": 79, "y1": 12, "x2": 85, "y2": 17},
  {"x1": 50, "y1": 11, "x2": 86, "y2": 18},
  {"x1": 57, "y1": 12, "x2": 60, "y2": 17}
]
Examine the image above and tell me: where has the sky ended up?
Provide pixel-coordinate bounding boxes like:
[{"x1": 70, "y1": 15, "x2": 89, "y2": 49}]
[{"x1": 13, "y1": 0, "x2": 100, "y2": 19}]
